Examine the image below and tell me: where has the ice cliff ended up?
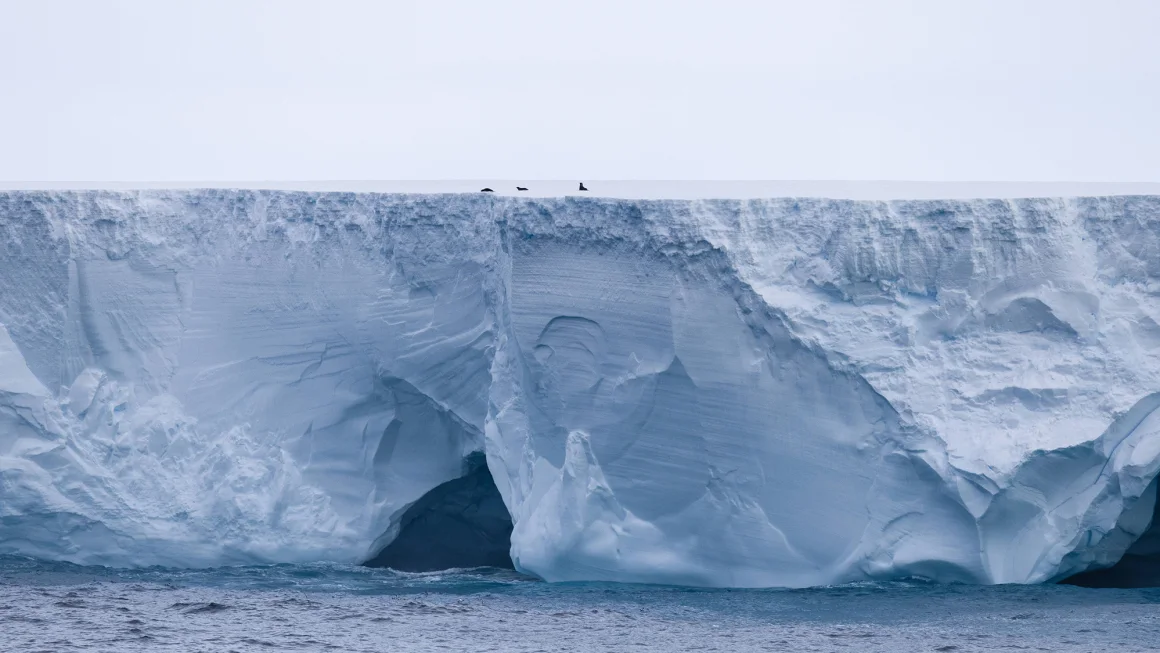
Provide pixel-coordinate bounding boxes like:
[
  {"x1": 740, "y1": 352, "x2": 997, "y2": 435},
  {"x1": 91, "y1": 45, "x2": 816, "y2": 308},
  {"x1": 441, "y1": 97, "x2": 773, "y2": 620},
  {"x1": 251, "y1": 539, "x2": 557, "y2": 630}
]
[{"x1": 2, "y1": 190, "x2": 1160, "y2": 588}]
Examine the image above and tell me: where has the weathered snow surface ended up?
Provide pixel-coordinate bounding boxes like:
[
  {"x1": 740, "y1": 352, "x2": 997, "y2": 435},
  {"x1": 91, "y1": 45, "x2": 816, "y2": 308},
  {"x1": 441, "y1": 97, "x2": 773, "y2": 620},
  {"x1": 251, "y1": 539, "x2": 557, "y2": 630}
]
[{"x1": 2, "y1": 190, "x2": 1160, "y2": 587}]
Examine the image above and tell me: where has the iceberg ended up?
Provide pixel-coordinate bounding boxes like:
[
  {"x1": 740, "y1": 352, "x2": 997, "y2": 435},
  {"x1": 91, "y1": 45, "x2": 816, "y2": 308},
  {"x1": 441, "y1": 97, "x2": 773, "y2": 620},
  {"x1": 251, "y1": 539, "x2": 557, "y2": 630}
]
[{"x1": 1, "y1": 189, "x2": 1160, "y2": 587}]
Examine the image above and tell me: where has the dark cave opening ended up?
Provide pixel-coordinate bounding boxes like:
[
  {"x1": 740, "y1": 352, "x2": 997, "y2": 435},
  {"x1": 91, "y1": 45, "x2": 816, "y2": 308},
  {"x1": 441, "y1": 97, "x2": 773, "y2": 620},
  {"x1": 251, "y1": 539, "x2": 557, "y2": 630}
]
[
  {"x1": 364, "y1": 453, "x2": 515, "y2": 572},
  {"x1": 1062, "y1": 481, "x2": 1160, "y2": 588}
]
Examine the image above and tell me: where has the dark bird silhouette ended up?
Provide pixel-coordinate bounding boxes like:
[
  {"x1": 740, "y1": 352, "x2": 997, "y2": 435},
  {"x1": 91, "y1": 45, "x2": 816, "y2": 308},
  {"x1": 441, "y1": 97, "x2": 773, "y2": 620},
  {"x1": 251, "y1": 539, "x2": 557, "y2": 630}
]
[
  {"x1": 578, "y1": 182, "x2": 588, "y2": 191},
  {"x1": 516, "y1": 186, "x2": 528, "y2": 191},
  {"x1": 480, "y1": 188, "x2": 494, "y2": 192}
]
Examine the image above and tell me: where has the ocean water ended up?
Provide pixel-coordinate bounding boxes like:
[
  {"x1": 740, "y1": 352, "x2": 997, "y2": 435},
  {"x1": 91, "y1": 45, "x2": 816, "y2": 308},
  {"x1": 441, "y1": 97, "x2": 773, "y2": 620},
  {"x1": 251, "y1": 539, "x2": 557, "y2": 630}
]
[{"x1": 2, "y1": 557, "x2": 1159, "y2": 652}]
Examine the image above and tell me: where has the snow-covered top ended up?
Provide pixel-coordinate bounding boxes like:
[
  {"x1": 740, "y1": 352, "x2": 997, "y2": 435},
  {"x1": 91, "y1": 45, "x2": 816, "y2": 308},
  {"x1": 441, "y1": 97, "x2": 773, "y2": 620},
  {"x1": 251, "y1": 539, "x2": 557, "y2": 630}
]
[{"x1": 3, "y1": 180, "x2": 1160, "y2": 200}]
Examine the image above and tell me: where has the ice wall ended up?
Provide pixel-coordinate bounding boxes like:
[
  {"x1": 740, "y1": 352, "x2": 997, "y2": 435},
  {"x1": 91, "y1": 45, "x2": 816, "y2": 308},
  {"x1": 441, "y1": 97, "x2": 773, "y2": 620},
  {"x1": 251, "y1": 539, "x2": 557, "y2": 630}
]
[{"x1": 1, "y1": 190, "x2": 1159, "y2": 586}]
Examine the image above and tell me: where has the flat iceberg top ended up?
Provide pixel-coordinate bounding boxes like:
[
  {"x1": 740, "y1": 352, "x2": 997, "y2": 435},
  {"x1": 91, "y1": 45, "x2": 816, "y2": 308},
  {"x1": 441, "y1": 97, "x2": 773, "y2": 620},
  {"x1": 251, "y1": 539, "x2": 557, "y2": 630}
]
[
  {"x1": 4, "y1": 180, "x2": 1160, "y2": 200},
  {"x1": 1, "y1": 189, "x2": 1160, "y2": 588}
]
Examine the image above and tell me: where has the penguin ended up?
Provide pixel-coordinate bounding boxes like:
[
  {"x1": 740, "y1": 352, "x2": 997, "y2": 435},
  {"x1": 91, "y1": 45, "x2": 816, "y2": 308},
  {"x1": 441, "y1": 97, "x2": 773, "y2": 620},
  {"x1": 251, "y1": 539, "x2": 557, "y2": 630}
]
[
  {"x1": 578, "y1": 182, "x2": 588, "y2": 191},
  {"x1": 516, "y1": 186, "x2": 528, "y2": 191},
  {"x1": 480, "y1": 188, "x2": 494, "y2": 192}
]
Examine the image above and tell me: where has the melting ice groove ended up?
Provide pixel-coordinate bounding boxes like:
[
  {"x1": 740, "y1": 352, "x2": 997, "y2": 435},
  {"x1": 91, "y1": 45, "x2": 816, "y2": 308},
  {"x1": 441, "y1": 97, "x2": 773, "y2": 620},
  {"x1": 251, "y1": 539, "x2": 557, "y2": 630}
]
[{"x1": 2, "y1": 190, "x2": 1160, "y2": 588}]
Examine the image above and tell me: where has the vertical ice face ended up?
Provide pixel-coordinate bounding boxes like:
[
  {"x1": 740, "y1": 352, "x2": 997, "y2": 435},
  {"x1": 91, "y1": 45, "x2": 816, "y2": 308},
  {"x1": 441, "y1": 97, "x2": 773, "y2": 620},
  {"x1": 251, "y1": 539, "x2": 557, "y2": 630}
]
[
  {"x1": 1, "y1": 190, "x2": 1159, "y2": 587},
  {"x1": 0, "y1": 192, "x2": 501, "y2": 566},
  {"x1": 496, "y1": 237, "x2": 914, "y2": 586}
]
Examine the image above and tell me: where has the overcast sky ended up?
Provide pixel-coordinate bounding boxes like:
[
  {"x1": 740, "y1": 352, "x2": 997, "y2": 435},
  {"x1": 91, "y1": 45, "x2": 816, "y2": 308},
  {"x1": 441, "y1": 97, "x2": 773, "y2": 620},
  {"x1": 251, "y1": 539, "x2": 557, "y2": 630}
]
[{"x1": 1, "y1": 0, "x2": 1158, "y2": 182}]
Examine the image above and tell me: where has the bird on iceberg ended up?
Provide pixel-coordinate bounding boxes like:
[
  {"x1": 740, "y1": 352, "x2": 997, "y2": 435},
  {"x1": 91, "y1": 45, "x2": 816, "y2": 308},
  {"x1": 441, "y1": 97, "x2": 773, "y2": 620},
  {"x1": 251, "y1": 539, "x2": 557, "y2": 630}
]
[
  {"x1": 480, "y1": 188, "x2": 494, "y2": 192},
  {"x1": 578, "y1": 182, "x2": 588, "y2": 191}
]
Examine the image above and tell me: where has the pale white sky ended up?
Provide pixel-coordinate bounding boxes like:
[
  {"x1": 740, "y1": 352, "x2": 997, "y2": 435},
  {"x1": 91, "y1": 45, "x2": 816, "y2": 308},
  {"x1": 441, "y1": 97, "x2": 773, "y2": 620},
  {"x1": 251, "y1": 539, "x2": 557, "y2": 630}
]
[{"x1": 1, "y1": 0, "x2": 1158, "y2": 182}]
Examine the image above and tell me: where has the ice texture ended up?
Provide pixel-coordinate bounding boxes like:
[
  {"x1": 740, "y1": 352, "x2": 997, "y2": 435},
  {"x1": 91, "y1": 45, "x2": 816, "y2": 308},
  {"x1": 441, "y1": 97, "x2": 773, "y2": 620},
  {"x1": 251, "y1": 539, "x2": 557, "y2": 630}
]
[{"x1": 2, "y1": 190, "x2": 1160, "y2": 587}]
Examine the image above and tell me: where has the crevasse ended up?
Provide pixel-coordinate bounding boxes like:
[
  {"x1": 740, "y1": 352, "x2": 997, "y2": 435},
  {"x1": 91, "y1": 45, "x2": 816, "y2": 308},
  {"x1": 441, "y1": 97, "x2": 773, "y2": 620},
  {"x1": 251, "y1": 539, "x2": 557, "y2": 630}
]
[{"x1": 2, "y1": 190, "x2": 1160, "y2": 588}]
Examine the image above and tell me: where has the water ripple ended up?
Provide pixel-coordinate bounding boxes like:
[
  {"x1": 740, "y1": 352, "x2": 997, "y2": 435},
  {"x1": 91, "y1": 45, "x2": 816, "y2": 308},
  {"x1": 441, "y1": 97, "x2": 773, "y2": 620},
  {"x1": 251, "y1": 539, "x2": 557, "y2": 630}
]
[{"x1": 2, "y1": 556, "x2": 1160, "y2": 652}]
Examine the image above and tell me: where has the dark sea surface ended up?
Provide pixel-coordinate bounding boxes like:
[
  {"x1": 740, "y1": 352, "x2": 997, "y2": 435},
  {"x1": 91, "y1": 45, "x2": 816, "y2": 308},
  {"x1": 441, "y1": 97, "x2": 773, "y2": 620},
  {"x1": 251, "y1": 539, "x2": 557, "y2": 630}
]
[{"x1": 2, "y1": 556, "x2": 1159, "y2": 652}]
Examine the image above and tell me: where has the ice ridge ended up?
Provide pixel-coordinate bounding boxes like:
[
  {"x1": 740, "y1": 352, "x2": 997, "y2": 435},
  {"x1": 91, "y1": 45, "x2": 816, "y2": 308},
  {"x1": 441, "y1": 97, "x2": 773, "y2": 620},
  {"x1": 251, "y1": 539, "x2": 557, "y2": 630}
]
[{"x1": 2, "y1": 190, "x2": 1160, "y2": 587}]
